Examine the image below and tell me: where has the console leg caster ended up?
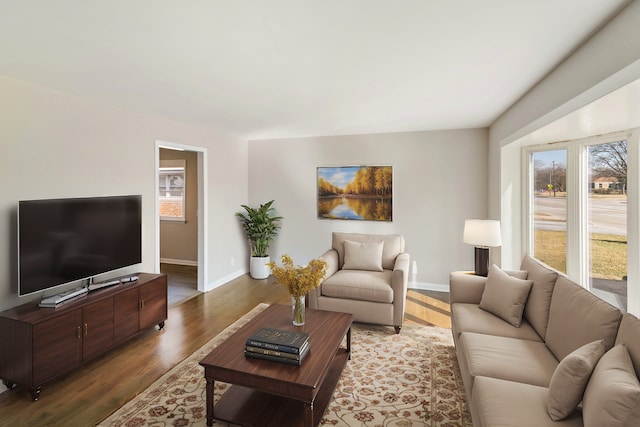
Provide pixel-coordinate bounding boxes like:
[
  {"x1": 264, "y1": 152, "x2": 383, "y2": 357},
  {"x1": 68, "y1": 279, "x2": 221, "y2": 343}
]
[
  {"x1": 30, "y1": 387, "x2": 41, "y2": 402},
  {"x1": 394, "y1": 326, "x2": 401, "y2": 334},
  {"x1": 158, "y1": 321, "x2": 165, "y2": 330},
  {"x1": 2, "y1": 380, "x2": 16, "y2": 390}
]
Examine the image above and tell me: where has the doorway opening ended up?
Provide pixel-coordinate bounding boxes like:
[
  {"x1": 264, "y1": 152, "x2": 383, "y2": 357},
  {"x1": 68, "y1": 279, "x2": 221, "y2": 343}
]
[{"x1": 155, "y1": 141, "x2": 207, "y2": 304}]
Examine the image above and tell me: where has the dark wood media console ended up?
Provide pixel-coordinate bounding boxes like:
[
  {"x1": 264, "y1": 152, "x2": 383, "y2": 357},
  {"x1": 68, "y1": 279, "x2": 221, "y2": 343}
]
[{"x1": 0, "y1": 273, "x2": 167, "y2": 401}]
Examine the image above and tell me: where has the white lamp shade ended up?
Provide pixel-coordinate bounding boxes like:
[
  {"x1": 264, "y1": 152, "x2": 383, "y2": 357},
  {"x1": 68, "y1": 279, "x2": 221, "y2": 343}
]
[{"x1": 463, "y1": 219, "x2": 502, "y2": 247}]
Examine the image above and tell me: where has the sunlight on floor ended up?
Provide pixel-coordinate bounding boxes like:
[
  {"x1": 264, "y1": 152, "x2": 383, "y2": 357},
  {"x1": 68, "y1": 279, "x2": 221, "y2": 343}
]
[
  {"x1": 165, "y1": 264, "x2": 453, "y2": 330},
  {"x1": 404, "y1": 289, "x2": 451, "y2": 328}
]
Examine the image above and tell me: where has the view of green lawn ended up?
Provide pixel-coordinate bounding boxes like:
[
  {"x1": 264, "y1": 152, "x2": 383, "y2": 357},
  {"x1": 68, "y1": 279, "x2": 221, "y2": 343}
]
[{"x1": 534, "y1": 230, "x2": 627, "y2": 280}]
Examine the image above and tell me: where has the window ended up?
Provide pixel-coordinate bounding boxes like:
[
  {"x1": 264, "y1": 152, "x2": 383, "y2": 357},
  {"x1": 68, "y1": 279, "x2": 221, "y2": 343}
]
[
  {"x1": 526, "y1": 130, "x2": 638, "y2": 312},
  {"x1": 587, "y1": 141, "x2": 627, "y2": 308},
  {"x1": 531, "y1": 150, "x2": 567, "y2": 273},
  {"x1": 159, "y1": 159, "x2": 186, "y2": 222}
]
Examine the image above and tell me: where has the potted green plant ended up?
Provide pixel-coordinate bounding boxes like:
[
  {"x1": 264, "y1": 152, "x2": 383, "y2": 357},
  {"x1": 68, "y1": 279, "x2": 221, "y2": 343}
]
[{"x1": 236, "y1": 200, "x2": 283, "y2": 279}]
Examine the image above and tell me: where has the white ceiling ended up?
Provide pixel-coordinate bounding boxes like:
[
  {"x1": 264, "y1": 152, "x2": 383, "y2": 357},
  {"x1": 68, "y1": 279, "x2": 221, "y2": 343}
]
[{"x1": 0, "y1": 1, "x2": 631, "y2": 140}]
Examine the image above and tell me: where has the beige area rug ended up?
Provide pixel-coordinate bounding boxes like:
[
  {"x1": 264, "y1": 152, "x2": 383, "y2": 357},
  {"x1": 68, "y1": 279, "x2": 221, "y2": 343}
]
[{"x1": 99, "y1": 304, "x2": 471, "y2": 427}]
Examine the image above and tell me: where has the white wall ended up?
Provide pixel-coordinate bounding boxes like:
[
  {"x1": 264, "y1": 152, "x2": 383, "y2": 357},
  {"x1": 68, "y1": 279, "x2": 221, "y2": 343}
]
[
  {"x1": 489, "y1": 0, "x2": 640, "y2": 267},
  {"x1": 248, "y1": 129, "x2": 488, "y2": 286},
  {"x1": 0, "y1": 75, "x2": 248, "y2": 311}
]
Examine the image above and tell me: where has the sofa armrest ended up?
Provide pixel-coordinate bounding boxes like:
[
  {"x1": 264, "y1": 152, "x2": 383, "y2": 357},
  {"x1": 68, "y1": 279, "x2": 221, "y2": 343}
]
[
  {"x1": 449, "y1": 271, "x2": 487, "y2": 304},
  {"x1": 308, "y1": 249, "x2": 339, "y2": 309},
  {"x1": 392, "y1": 253, "x2": 410, "y2": 327}
]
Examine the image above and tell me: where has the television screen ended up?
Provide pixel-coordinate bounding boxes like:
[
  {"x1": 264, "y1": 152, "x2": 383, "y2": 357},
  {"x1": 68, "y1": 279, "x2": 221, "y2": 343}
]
[{"x1": 18, "y1": 195, "x2": 142, "y2": 297}]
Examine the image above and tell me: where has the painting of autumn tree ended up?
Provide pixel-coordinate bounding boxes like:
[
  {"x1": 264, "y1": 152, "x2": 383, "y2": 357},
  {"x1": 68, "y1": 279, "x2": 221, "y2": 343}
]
[{"x1": 317, "y1": 166, "x2": 392, "y2": 221}]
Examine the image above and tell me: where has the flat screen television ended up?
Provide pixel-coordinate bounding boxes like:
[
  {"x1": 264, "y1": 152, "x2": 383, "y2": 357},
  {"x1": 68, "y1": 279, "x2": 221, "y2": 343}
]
[{"x1": 18, "y1": 195, "x2": 142, "y2": 297}]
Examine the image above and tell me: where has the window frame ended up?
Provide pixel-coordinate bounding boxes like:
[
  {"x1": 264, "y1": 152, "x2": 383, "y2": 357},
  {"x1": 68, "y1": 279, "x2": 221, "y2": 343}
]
[{"x1": 524, "y1": 128, "x2": 639, "y2": 313}]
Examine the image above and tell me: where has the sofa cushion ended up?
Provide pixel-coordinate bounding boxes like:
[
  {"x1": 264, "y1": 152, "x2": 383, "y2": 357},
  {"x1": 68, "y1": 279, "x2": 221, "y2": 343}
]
[
  {"x1": 321, "y1": 269, "x2": 393, "y2": 303},
  {"x1": 547, "y1": 340, "x2": 606, "y2": 421},
  {"x1": 342, "y1": 240, "x2": 384, "y2": 271},
  {"x1": 615, "y1": 313, "x2": 640, "y2": 378},
  {"x1": 583, "y1": 345, "x2": 640, "y2": 427},
  {"x1": 545, "y1": 276, "x2": 622, "y2": 361},
  {"x1": 458, "y1": 332, "x2": 559, "y2": 391},
  {"x1": 472, "y1": 376, "x2": 583, "y2": 427},
  {"x1": 520, "y1": 255, "x2": 558, "y2": 339},
  {"x1": 332, "y1": 232, "x2": 404, "y2": 270},
  {"x1": 451, "y1": 303, "x2": 543, "y2": 343},
  {"x1": 479, "y1": 264, "x2": 533, "y2": 327}
]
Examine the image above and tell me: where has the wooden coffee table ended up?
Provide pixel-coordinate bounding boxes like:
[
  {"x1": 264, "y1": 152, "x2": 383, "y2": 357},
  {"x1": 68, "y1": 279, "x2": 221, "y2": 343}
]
[{"x1": 199, "y1": 304, "x2": 352, "y2": 427}]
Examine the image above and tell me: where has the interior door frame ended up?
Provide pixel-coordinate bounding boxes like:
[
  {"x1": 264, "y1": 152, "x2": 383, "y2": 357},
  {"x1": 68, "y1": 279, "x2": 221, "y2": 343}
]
[{"x1": 155, "y1": 140, "x2": 208, "y2": 292}]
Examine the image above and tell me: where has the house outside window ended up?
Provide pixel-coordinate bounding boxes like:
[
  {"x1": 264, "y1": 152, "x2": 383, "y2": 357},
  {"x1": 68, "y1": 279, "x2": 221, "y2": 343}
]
[{"x1": 159, "y1": 159, "x2": 186, "y2": 222}]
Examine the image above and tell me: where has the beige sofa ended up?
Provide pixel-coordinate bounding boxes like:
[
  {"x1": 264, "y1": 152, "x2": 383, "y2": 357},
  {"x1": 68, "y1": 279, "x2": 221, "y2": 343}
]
[
  {"x1": 450, "y1": 256, "x2": 640, "y2": 427},
  {"x1": 308, "y1": 232, "x2": 410, "y2": 333}
]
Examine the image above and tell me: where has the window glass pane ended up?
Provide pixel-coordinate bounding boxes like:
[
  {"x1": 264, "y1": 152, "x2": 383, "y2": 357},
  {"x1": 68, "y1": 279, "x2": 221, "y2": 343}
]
[
  {"x1": 588, "y1": 140, "x2": 627, "y2": 310},
  {"x1": 532, "y1": 150, "x2": 567, "y2": 273},
  {"x1": 159, "y1": 160, "x2": 186, "y2": 221}
]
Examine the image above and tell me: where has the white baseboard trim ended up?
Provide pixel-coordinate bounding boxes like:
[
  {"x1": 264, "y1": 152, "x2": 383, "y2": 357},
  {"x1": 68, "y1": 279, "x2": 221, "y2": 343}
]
[
  {"x1": 160, "y1": 258, "x2": 198, "y2": 267},
  {"x1": 408, "y1": 281, "x2": 450, "y2": 293},
  {"x1": 205, "y1": 269, "x2": 247, "y2": 292}
]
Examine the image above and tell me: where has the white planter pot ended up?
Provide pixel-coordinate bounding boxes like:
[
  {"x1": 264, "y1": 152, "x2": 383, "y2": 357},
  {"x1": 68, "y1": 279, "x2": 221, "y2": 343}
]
[{"x1": 250, "y1": 256, "x2": 271, "y2": 279}]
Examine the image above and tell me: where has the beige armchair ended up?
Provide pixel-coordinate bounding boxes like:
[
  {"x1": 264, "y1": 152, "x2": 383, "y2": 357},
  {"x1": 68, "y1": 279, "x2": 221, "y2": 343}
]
[{"x1": 308, "y1": 232, "x2": 410, "y2": 333}]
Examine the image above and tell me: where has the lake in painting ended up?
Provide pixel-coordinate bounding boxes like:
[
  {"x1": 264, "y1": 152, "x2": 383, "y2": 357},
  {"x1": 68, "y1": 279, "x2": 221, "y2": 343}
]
[{"x1": 317, "y1": 166, "x2": 392, "y2": 221}]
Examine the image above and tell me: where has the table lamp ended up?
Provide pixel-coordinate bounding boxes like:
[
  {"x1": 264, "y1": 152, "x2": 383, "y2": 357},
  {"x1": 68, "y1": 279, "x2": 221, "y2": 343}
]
[{"x1": 463, "y1": 219, "x2": 502, "y2": 277}]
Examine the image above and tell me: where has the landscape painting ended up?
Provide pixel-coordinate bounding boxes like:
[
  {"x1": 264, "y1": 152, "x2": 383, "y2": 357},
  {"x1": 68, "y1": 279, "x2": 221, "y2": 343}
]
[{"x1": 317, "y1": 166, "x2": 393, "y2": 221}]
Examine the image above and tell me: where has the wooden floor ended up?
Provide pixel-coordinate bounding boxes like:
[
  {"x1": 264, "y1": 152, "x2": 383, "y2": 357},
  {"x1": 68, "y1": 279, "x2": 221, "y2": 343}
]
[
  {"x1": 161, "y1": 263, "x2": 200, "y2": 305},
  {"x1": 0, "y1": 274, "x2": 450, "y2": 427}
]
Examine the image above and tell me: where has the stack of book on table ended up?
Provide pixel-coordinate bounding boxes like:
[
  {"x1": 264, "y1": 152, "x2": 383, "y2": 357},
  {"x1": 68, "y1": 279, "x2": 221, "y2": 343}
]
[{"x1": 245, "y1": 327, "x2": 310, "y2": 366}]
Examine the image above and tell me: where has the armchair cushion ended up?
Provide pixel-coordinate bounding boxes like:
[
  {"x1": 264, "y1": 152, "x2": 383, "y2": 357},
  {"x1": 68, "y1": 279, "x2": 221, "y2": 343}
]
[
  {"x1": 321, "y1": 270, "x2": 393, "y2": 303},
  {"x1": 342, "y1": 240, "x2": 384, "y2": 271},
  {"x1": 332, "y1": 232, "x2": 404, "y2": 270}
]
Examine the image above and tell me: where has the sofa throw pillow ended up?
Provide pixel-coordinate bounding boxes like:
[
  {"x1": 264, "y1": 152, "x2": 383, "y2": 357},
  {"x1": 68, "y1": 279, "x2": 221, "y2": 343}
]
[
  {"x1": 479, "y1": 264, "x2": 533, "y2": 327},
  {"x1": 342, "y1": 240, "x2": 384, "y2": 272},
  {"x1": 547, "y1": 339, "x2": 606, "y2": 421},
  {"x1": 583, "y1": 345, "x2": 640, "y2": 427}
]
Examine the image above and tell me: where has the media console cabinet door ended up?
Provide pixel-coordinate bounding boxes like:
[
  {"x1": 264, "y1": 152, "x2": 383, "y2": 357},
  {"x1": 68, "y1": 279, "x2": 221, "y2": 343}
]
[
  {"x1": 114, "y1": 287, "x2": 140, "y2": 343},
  {"x1": 33, "y1": 310, "x2": 82, "y2": 385},
  {"x1": 82, "y1": 298, "x2": 115, "y2": 360},
  {"x1": 139, "y1": 277, "x2": 167, "y2": 330}
]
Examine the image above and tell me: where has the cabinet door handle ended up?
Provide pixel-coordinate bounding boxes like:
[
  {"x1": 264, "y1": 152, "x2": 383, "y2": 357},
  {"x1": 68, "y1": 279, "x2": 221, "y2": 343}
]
[
  {"x1": 77, "y1": 326, "x2": 81, "y2": 338},
  {"x1": 84, "y1": 323, "x2": 88, "y2": 336},
  {"x1": 140, "y1": 299, "x2": 144, "y2": 310}
]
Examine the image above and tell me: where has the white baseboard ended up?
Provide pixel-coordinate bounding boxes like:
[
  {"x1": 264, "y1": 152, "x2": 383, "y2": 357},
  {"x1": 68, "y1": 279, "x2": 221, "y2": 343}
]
[
  {"x1": 160, "y1": 258, "x2": 198, "y2": 267},
  {"x1": 205, "y1": 268, "x2": 247, "y2": 292},
  {"x1": 408, "y1": 281, "x2": 450, "y2": 293}
]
